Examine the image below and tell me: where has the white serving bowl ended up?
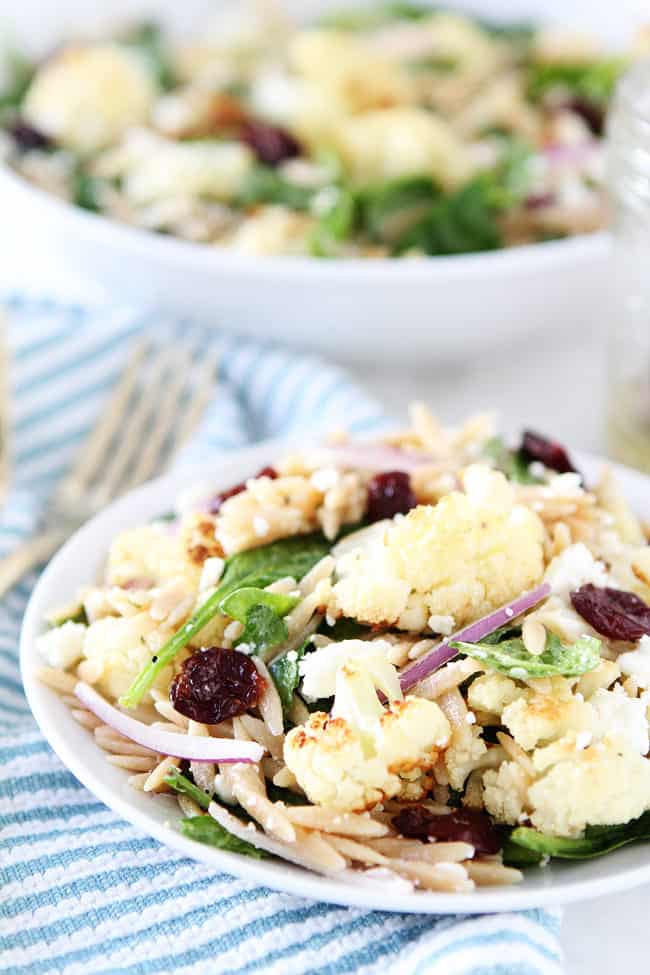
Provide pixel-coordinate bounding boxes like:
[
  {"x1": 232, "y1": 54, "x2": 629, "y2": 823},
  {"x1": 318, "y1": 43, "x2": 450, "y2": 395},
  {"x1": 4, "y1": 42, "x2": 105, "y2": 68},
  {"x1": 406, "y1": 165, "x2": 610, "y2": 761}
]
[
  {"x1": 19, "y1": 440, "x2": 650, "y2": 912},
  {"x1": 0, "y1": 0, "x2": 644, "y2": 363}
]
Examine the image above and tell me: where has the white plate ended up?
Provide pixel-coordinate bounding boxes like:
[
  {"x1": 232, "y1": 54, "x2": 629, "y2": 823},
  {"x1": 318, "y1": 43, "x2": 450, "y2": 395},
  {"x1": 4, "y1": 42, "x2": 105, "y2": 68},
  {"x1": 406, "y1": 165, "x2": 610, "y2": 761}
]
[
  {"x1": 19, "y1": 441, "x2": 650, "y2": 913},
  {"x1": 0, "y1": 0, "x2": 644, "y2": 363}
]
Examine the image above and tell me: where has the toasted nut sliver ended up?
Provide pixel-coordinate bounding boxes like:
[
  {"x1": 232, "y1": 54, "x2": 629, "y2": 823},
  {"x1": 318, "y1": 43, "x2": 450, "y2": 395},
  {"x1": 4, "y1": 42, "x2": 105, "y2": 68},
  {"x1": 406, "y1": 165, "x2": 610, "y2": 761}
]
[{"x1": 522, "y1": 618, "x2": 546, "y2": 656}]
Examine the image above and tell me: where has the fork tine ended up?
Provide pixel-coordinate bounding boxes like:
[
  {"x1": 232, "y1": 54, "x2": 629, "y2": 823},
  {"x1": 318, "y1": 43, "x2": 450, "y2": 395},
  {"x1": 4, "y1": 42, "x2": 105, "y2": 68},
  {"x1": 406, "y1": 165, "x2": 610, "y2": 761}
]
[
  {"x1": 174, "y1": 348, "x2": 219, "y2": 449},
  {"x1": 58, "y1": 339, "x2": 147, "y2": 498},
  {"x1": 124, "y1": 344, "x2": 194, "y2": 491},
  {"x1": 92, "y1": 342, "x2": 172, "y2": 505}
]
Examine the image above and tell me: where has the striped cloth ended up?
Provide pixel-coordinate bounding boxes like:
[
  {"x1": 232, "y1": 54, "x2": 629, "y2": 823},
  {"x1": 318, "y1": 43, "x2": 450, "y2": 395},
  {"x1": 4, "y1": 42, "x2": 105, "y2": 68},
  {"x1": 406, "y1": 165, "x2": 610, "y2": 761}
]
[{"x1": 0, "y1": 296, "x2": 564, "y2": 975}]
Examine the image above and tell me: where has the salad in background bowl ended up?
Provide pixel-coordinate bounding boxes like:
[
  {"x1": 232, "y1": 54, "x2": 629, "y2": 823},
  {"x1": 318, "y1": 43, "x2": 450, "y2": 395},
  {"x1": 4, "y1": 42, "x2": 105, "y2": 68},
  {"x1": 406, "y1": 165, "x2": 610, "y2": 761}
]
[
  {"x1": 0, "y1": 0, "x2": 645, "y2": 362},
  {"x1": 24, "y1": 405, "x2": 650, "y2": 904}
]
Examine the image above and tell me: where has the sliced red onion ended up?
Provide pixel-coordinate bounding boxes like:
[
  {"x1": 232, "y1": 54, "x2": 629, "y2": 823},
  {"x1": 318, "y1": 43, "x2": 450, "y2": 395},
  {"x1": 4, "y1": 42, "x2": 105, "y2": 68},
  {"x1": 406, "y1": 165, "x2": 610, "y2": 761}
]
[
  {"x1": 74, "y1": 682, "x2": 264, "y2": 764},
  {"x1": 400, "y1": 583, "x2": 551, "y2": 691},
  {"x1": 543, "y1": 142, "x2": 599, "y2": 167},
  {"x1": 323, "y1": 443, "x2": 437, "y2": 474}
]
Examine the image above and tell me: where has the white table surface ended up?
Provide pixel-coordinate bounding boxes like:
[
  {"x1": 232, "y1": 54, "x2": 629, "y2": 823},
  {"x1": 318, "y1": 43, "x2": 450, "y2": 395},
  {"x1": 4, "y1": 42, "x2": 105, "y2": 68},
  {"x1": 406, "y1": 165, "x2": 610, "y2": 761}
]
[{"x1": 1, "y1": 246, "x2": 647, "y2": 974}]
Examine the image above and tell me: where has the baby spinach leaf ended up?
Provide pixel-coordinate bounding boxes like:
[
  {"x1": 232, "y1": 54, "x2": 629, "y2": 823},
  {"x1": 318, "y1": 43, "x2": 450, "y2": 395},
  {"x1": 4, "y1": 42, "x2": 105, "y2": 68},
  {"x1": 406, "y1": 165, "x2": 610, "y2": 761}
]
[
  {"x1": 483, "y1": 435, "x2": 543, "y2": 485},
  {"x1": 120, "y1": 532, "x2": 331, "y2": 708},
  {"x1": 359, "y1": 176, "x2": 440, "y2": 246},
  {"x1": 318, "y1": 617, "x2": 368, "y2": 641},
  {"x1": 72, "y1": 171, "x2": 104, "y2": 212},
  {"x1": 50, "y1": 605, "x2": 88, "y2": 627},
  {"x1": 450, "y1": 632, "x2": 601, "y2": 678},
  {"x1": 122, "y1": 21, "x2": 176, "y2": 90},
  {"x1": 180, "y1": 815, "x2": 267, "y2": 858},
  {"x1": 504, "y1": 811, "x2": 650, "y2": 864},
  {"x1": 266, "y1": 782, "x2": 309, "y2": 806},
  {"x1": 527, "y1": 59, "x2": 625, "y2": 105},
  {"x1": 394, "y1": 179, "x2": 502, "y2": 256},
  {"x1": 270, "y1": 642, "x2": 308, "y2": 716},
  {"x1": 238, "y1": 165, "x2": 314, "y2": 211},
  {"x1": 221, "y1": 587, "x2": 299, "y2": 624},
  {"x1": 238, "y1": 604, "x2": 288, "y2": 655},
  {"x1": 309, "y1": 187, "x2": 358, "y2": 257},
  {"x1": 0, "y1": 50, "x2": 35, "y2": 110},
  {"x1": 164, "y1": 769, "x2": 211, "y2": 810}
]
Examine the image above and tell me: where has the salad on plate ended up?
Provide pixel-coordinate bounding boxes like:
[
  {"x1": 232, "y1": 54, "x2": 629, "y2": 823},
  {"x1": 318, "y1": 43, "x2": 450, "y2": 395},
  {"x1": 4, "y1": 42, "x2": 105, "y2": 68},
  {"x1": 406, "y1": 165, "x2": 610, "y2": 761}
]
[
  {"x1": 1, "y1": 3, "x2": 646, "y2": 257},
  {"x1": 35, "y1": 406, "x2": 650, "y2": 893}
]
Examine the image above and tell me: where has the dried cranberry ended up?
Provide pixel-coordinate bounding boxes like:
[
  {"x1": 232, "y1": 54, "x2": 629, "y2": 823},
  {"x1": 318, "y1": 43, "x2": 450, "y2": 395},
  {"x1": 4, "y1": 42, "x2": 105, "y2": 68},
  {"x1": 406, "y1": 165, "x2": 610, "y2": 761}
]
[
  {"x1": 571, "y1": 584, "x2": 650, "y2": 641},
  {"x1": 567, "y1": 97, "x2": 605, "y2": 136},
  {"x1": 393, "y1": 806, "x2": 502, "y2": 855},
  {"x1": 170, "y1": 646, "x2": 265, "y2": 724},
  {"x1": 366, "y1": 471, "x2": 417, "y2": 523},
  {"x1": 208, "y1": 466, "x2": 277, "y2": 514},
  {"x1": 525, "y1": 192, "x2": 556, "y2": 210},
  {"x1": 7, "y1": 119, "x2": 52, "y2": 151},
  {"x1": 519, "y1": 430, "x2": 577, "y2": 475},
  {"x1": 240, "y1": 120, "x2": 301, "y2": 166}
]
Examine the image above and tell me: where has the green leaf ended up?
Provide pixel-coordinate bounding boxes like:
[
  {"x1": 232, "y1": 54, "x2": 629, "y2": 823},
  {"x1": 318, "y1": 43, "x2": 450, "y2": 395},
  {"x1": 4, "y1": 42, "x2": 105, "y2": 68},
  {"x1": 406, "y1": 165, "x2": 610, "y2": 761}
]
[
  {"x1": 319, "y1": 2, "x2": 432, "y2": 30},
  {"x1": 483, "y1": 435, "x2": 542, "y2": 485},
  {"x1": 476, "y1": 19, "x2": 535, "y2": 54},
  {"x1": 485, "y1": 136, "x2": 534, "y2": 210},
  {"x1": 266, "y1": 782, "x2": 309, "y2": 806},
  {"x1": 238, "y1": 604, "x2": 288, "y2": 655},
  {"x1": 119, "y1": 532, "x2": 330, "y2": 708},
  {"x1": 72, "y1": 171, "x2": 103, "y2": 213},
  {"x1": 0, "y1": 49, "x2": 35, "y2": 110},
  {"x1": 394, "y1": 179, "x2": 502, "y2": 256},
  {"x1": 406, "y1": 55, "x2": 458, "y2": 74},
  {"x1": 180, "y1": 815, "x2": 267, "y2": 857},
  {"x1": 221, "y1": 587, "x2": 299, "y2": 624},
  {"x1": 359, "y1": 176, "x2": 439, "y2": 246},
  {"x1": 270, "y1": 642, "x2": 308, "y2": 717},
  {"x1": 121, "y1": 21, "x2": 176, "y2": 90},
  {"x1": 49, "y1": 605, "x2": 88, "y2": 627},
  {"x1": 164, "y1": 769, "x2": 211, "y2": 810},
  {"x1": 318, "y1": 617, "x2": 368, "y2": 641},
  {"x1": 527, "y1": 59, "x2": 625, "y2": 105},
  {"x1": 450, "y1": 632, "x2": 601, "y2": 679},
  {"x1": 238, "y1": 165, "x2": 314, "y2": 211},
  {"x1": 504, "y1": 811, "x2": 650, "y2": 863},
  {"x1": 309, "y1": 187, "x2": 358, "y2": 257}
]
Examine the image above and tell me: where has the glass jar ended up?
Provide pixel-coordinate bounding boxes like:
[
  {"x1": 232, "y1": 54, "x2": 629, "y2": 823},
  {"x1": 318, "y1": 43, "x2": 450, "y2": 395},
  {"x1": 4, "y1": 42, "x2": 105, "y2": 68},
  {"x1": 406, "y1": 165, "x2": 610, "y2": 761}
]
[{"x1": 606, "y1": 58, "x2": 650, "y2": 471}]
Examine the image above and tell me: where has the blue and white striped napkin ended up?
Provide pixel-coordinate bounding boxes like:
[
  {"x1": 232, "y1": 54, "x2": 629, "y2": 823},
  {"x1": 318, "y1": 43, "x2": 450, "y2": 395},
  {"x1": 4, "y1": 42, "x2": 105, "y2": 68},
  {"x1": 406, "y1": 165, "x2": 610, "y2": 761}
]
[{"x1": 0, "y1": 295, "x2": 563, "y2": 975}]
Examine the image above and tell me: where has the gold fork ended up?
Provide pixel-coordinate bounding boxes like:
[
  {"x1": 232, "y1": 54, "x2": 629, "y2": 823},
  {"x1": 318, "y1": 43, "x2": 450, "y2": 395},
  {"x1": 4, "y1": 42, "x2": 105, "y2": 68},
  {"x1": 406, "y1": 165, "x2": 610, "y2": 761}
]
[{"x1": 0, "y1": 337, "x2": 218, "y2": 597}]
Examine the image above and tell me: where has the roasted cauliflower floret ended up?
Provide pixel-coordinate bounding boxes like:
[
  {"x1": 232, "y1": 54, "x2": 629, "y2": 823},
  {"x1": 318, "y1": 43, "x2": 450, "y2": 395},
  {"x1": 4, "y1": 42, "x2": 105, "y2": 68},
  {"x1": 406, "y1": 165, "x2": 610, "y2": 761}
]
[
  {"x1": 329, "y1": 465, "x2": 544, "y2": 631},
  {"x1": 81, "y1": 612, "x2": 172, "y2": 700},
  {"x1": 284, "y1": 656, "x2": 450, "y2": 812},
  {"x1": 501, "y1": 678, "x2": 593, "y2": 751},
  {"x1": 333, "y1": 106, "x2": 469, "y2": 188},
  {"x1": 289, "y1": 30, "x2": 414, "y2": 115},
  {"x1": 107, "y1": 524, "x2": 196, "y2": 588},
  {"x1": 529, "y1": 743, "x2": 650, "y2": 836},
  {"x1": 467, "y1": 673, "x2": 524, "y2": 716},
  {"x1": 443, "y1": 722, "x2": 489, "y2": 790},
  {"x1": 483, "y1": 760, "x2": 531, "y2": 824},
  {"x1": 23, "y1": 43, "x2": 157, "y2": 152}
]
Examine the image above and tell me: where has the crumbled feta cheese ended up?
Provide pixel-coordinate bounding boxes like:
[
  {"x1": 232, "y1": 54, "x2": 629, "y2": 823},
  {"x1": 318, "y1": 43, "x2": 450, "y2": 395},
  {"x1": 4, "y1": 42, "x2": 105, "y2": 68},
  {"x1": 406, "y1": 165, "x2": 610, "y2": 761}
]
[
  {"x1": 37, "y1": 621, "x2": 86, "y2": 670},
  {"x1": 545, "y1": 543, "x2": 608, "y2": 600},
  {"x1": 590, "y1": 685, "x2": 649, "y2": 755},
  {"x1": 427, "y1": 614, "x2": 455, "y2": 636},
  {"x1": 286, "y1": 650, "x2": 298, "y2": 663},
  {"x1": 618, "y1": 635, "x2": 650, "y2": 689},
  {"x1": 310, "y1": 467, "x2": 340, "y2": 492}
]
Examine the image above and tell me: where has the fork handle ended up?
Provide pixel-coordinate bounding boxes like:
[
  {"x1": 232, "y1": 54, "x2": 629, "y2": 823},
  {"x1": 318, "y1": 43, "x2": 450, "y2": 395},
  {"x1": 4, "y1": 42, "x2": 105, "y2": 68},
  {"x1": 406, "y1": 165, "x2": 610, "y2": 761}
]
[{"x1": 0, "y1": 531, "x2": 65, "y2": 599}]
